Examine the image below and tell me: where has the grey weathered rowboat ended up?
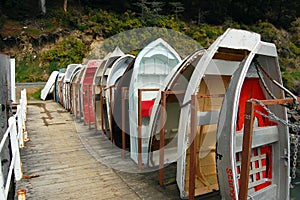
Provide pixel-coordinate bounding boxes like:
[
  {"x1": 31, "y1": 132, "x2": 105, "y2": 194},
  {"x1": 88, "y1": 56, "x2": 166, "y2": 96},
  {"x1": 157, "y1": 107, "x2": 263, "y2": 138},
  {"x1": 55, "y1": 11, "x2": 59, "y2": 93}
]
[
  {"x1": 147, "y1": 49, "x2": 206, "y2": 167},
  {"x1": 63, "y1": 64, "x2": 81, "y2": 110},
  {"x1": 41, "y1": 70, "x2": 59, "y2": 100},
  {"x1": 177, "y1": 28, "x2": 289, "y2": 199},
  {"x1": 128, "y1": 38, "x2": 182, "y2": 165},
  {"x1": 216, "y1": 31, "x2": 289, "y2": 199}
]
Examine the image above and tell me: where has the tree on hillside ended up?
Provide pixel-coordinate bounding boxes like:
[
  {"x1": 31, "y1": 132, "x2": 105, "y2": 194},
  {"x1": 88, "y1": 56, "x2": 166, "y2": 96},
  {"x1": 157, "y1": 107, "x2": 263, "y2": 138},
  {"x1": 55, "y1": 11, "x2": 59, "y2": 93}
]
[
  {"x1": 40, "y1": 0, "x2": 46, "y2": 14},
  {"x1": 169, "y1": 2, "x2": 184, "y2": 21},
  {"x1": 64, "y1": 0, "x2": 67, "y2": 12}
]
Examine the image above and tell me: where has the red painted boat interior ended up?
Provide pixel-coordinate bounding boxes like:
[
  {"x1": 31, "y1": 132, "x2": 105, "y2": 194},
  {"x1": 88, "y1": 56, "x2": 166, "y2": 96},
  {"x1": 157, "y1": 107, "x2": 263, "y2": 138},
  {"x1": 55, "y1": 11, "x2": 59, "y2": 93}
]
[
  {"x1": 82, "y1": 64, "x2": 98, "y2": 124},
  {"x1": 236, "y1": 78, "x2": 276, "y2": 191},
  {"x1": 141, "y1": 100, "x2": 155, "y2": 117}
]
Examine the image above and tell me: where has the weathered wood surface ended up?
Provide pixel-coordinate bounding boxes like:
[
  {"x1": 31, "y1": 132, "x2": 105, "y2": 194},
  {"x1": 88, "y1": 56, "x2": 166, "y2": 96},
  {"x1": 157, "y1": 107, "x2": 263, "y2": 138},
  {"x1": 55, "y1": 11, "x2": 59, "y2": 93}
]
[
  {"x1": 16, "y1": 101, "x2": 139, "y2": 199},
  {"x1": 15, "y1": 100, "x2": 181, "y2": 199}
]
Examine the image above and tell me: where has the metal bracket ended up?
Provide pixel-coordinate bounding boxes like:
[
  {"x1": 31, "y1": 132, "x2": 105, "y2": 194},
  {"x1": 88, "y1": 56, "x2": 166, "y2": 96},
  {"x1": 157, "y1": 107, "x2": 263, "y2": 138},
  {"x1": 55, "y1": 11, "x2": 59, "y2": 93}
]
[{"x1": 244, "y1": 114, "x2": 251, "y2": 120}]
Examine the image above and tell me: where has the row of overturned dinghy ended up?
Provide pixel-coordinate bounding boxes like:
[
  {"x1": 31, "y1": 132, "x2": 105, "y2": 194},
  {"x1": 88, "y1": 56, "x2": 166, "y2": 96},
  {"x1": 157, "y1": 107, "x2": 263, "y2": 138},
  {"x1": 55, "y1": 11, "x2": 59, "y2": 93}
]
[{"x1": 41, "y1": 28, "x2": 297, "y2": 199}]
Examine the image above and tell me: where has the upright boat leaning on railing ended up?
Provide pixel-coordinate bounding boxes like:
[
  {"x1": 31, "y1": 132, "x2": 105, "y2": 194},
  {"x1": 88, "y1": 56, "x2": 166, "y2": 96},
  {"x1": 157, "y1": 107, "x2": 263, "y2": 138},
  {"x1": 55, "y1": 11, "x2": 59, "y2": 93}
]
[
  {"x1": 69, "y1": 66, "x2": 82, "y2": 114},
  {"x1": 40, "y1": 70, "x2": 59, "y2": 101},
  {"x1": 93, "y1": 59, "x2": 107, "y2": 130},
  {"x1": 216, "y1": 32, "x2": 289, "y2": 199},
  {"x1": 111, "y1": 59, "x2": 135, "y2": 150},
  {"x1": 99, "y1": 46, "x2": 125, "y2": 136},
  {"x1": 93, "y1": 47, "x2": 124, "y2": 134},
  {"x1": 80, "y1": 60, "x2": 101, "y2": 126},
  {"x1": 147, "y1": 49, "x2": 206, "y2": 167},
  {"x1": 177, "y1": 28, "x2": 270, "y2": 198},
  {"x1": 73, "y1": 65, "x2": 86, "y2": 120},
  {"x1": 128, "y1": 38, "x2": 182, "y2": 165},
  {"x1": 63, "y1": 64, "x2": 81, "y2": 110},
  {"x1": 54, "y1": 68, "x2": 66, "y2": 103},
  {"x1": 105, "y1": 54, "x2": 135, "y2": 144}
]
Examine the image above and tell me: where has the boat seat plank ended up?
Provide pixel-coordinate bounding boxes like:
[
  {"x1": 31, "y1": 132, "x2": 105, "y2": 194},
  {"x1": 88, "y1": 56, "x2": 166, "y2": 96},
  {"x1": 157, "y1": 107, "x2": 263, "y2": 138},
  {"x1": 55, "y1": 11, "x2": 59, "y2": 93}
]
[
  {"x1": 249, "y1": 184, "x2": 277, "y2": 199},
  {"x1": 197, "y1": 110, "x2": 220, "y2": 126},
  {"x1": 235, "y1": 125, "x2": 278, "y2": 152}
]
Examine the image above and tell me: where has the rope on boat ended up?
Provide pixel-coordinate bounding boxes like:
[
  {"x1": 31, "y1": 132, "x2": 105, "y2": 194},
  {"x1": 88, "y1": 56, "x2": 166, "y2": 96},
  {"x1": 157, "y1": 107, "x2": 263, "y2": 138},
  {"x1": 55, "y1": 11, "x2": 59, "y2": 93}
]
[
  {"x1": 253, "y1": 59, "x2": 299, "y2": 106},
  {"x1": 254, "y1": 62, "x2": 278, "y2": 100}
]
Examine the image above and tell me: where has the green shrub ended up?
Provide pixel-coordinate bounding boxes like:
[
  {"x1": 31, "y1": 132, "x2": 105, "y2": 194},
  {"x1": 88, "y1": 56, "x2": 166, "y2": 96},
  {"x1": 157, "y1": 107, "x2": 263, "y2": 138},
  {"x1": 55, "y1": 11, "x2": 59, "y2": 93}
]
[{"x1": 41, "y1": 35, "x2": 87, "y2": 73}]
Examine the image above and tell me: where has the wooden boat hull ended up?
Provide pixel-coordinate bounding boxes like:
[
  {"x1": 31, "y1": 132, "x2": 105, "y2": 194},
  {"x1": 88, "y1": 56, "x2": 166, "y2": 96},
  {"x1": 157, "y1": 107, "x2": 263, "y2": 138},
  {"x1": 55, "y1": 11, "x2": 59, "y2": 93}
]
[
  {"x1": 73, "y1": 66, "x2": 86, "y2": 119},
  {"x1": 105, "y1": 55, "x2": 135, "y2": 141},
  {"x1": 81, "y1": 60, "x2": 101, "y2": 125},
  {"x1": 129, "y1": 38, "x2": 182, "y2": 164},
  {"x1": 63, "y1": 64, "x2": 81, "y2": 110},
  {"x1": 41, "y1": 71, "x2": 59, "y2": 100},
  {"x1": 111, "y1": 60, "x2": 135, "y2": 149},
  {"x1": 177, "y1": 29, "x2": 263, "y2": 198},
  {"x1": 216, "y1": 42, "x2": 289, "y2": 199},
  {"x1": 147, "y1": 50, "x2": 206, "y2": 167}
]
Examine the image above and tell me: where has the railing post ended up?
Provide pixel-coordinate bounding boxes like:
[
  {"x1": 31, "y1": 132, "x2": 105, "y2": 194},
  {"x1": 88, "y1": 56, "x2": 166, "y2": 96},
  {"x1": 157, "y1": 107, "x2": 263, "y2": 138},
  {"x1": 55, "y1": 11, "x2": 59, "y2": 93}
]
[
  {"x1": 238, "y1": 101, "x2": 255, "y2": 200},
  {"x1": 159, "y1": 91, "x2": 166, "y2": 186},
  {"x1": 109, "y1": 86, "x2": 115, "y2": 144},
  {"x1": 189, "y1": 94, "x2": 197, "y2": 200},
  {"x1": 138, "y1": 89, "x2": 143, "y2": 169},
  {"x1": 121, "y1": 87, "x2": 128, "y2": 157},
  {"x1": 17, "y1": 105, "x2": 24, "y2": 148},
  {"x1": 87, "y1": 84, "x2": 91, "y2": 129},
  {"x1": 0, "y1": 155, "x2": 5, "y2": 199},
  {"x1": 100, "y1": 85, "x2": 105, "y2": 136},
  {"x1": 9, "y1": 118, "x2": 22, "y2": 181}
]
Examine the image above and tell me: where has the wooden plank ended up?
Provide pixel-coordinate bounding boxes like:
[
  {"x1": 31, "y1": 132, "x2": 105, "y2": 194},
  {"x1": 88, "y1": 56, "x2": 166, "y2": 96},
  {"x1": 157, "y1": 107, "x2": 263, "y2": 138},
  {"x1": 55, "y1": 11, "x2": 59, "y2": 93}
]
[
  {"x1": 99, "y1": 85, "x2": 105, "y2": 136},
  {"x1": 137, "y1": 88, "x2": 160, "y2": 169},
  {"x1": 213, "y1": 47, "x2": 249, "y2": 62},
  {"x1": 121, "y1": 87, "x2": 128, "y2": 156},
  {"x1": 238, "y1": 101, "x2": 255, "y2": 200},
  {"x1": 213, "y1": 52, "x2": 245, "y2": 61},
  {"x1": 109, "y1": 85, "x2": 115, "y2": 144},
  {"x1": 93, "y1": 85, "x2": 97, "y2": 132},
  {"x1": 139, "y1": 88, "x2": 160, "y2": 92},
  {"x1": 159, "y1": 91, "x2": 166, "y2": 186},
  {"x1": 138, "y1": 89, "x2": 142, "y2": 169},
  {"x1": 189, "y1": 94, "x2": 197, "y2": 200},
  {"x1": 87, "y1": 84, "x2": 91, "y2": 129},
  {"x1": 258, "y1": 98, "x2": 296, "y2": 105},
  {"x1": 165, "y1": 90, "x2": 186, "y2": 95}
]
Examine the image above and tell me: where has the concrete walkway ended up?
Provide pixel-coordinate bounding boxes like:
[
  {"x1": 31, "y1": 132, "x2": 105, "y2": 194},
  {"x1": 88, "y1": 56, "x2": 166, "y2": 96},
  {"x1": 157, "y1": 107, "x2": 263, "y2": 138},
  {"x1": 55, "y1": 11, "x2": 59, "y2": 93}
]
[{"x1": 16, "y1": 101, "x2": 140, "y2": 200}]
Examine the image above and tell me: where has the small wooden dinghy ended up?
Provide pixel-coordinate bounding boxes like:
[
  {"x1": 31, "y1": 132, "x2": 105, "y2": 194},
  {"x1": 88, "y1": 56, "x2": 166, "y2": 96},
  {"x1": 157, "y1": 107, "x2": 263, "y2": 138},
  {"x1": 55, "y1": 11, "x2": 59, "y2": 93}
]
[
  {"x1": 72, "y1": 65, "x2": 86, "y2": 119},
  {"x1": 216, "y1": 34, "x2": 289, "y2": 199},
  {"x1": 147, "y1": 49, "x2": 206, "y2": 167},
  {"x1": 111, "y1": 59, "x2": 135, "y2": 149},
  {"x1": 81, "y1": 60, "x2": 101, "y2": 126},
  {"x1": 176, "y1": 28, "x2": 280, "y2": 198},
  {"x1": 99, "y1": 47, "x2": 125, "y2": 135},
  {"x1": 128, "y1": 38, "x2": 182, "y2": 165},
  {"x1": 56, "y1": 71, "x2": 66, "y2": 104},
  {"x1": 63, "y1": 64, "x2": 81, "y2": 110},
  {"x1": 93, "y1": 47, "x2": 124, "y2": 133},
  {"x1": 105, "y1": 54, "x2": 135, "y2": 136},
  {"x1": 70, "y1": 67, "x2": 82, "y2": 114},
  {"x1": 93, "y1": 59, "x2": 107, "y2": 130},
  {"x1": 54, "y1": 68, "x2": 66, "y2": 102},
  {"x1": 41, "y1": 70, "x2": 59, "y2": 100}
]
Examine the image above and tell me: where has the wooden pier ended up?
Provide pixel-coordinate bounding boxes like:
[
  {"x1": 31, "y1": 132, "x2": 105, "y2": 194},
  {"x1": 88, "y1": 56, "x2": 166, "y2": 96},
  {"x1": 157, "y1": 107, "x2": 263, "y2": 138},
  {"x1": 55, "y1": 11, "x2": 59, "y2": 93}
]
[{"x1": 15, "y1": 100, "x2": 181, "y2": 200}]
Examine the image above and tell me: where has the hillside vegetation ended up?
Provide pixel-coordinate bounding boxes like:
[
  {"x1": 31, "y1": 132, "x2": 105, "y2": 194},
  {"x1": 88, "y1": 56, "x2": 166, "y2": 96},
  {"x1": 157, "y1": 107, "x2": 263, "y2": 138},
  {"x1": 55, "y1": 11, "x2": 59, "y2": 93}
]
[{"x1": 0, "y1": 1, "x2": 299, "y2": 94}]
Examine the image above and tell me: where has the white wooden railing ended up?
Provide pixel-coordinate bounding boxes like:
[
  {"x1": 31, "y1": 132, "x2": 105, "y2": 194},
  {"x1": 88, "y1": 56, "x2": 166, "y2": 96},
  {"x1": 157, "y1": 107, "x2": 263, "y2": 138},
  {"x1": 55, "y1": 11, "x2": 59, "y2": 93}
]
[{"x1": 0, "y1": 89, "x2": 27, "y2": 200}]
